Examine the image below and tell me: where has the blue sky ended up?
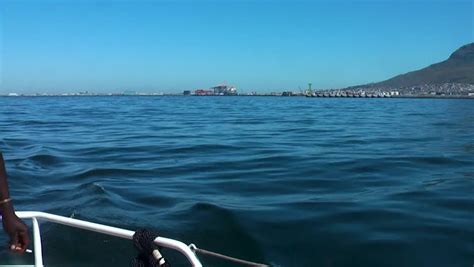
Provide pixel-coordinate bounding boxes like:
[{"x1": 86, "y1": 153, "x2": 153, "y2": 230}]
[{"x1": 0, "y1": 0, "x2": 473, "y2": 93}]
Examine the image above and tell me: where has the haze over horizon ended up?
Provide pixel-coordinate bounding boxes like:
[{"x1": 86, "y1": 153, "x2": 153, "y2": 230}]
[{"x1": 0, "y1": 0, "x2": 473, "y2": 94}]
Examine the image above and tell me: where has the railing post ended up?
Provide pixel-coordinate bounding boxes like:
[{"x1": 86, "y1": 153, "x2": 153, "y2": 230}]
[{"x1": 31, "y1": 218, "x2": 44, "y2": 267}]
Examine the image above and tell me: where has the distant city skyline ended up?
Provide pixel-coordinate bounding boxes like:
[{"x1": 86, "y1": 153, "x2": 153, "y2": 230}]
[{"x1": 0, "y1": 0, "x2": 473, "y2": 94}]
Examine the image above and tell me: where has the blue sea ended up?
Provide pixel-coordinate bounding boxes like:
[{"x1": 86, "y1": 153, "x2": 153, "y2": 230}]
[{"x1": 0, "y1": 96, "x2": 473, "y2": 267}]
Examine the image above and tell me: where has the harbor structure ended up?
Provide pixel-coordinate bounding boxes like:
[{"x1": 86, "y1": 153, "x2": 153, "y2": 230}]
[
  {"x1": 194, "y1": 83, "x2": 238, "y2": 96},
  {"x1": 211, "y1": 84, "x2": 237, "y2": 95},
  {"x1": 194, "y1": 89, "x2": 214, "y2": 96}
]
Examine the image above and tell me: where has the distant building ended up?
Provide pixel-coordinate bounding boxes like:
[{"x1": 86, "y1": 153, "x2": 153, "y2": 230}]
[
  {"x1": 194, "y1": 89, "x2": 214, "y2": 96},
  {"x1": 183, "y1": 90, "x2": 191, "y2": 96},
  {"x1": 390, "y1": 91, "x2": 400, "y2": 96},
  {"x1": 281, "y1": 91, "x2": 296, "y2": 96},
  {"x1": 194, "y1": 83, "x2": 238, "y2": 96},
  {"x1": 211, "y1": 84, "x2": 237, "y2": 95}
]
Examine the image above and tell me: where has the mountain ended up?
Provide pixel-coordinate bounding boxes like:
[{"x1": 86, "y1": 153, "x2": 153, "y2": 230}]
[{"x1": 354, "y1": 43, "x2": 474, "y2": 89}]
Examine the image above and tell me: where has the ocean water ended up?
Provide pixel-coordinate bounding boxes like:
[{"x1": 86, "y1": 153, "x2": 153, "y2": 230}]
[{"x1": 0, "y1": 96, "x2": 473, "y2": 267}]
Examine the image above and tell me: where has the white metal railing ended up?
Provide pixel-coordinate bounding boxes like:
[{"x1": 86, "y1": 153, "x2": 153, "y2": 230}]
[{"x1": 13, "y1": 211, "x2": 203, "y2": 267}]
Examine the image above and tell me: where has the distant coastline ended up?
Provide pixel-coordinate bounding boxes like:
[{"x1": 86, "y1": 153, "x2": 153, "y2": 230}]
[
  {"x1": 2, "y1": 89, "x2": 474, "y2": 99},
  {"x1": 3, "y1": 82, "x2": 474, "y2": 99}
]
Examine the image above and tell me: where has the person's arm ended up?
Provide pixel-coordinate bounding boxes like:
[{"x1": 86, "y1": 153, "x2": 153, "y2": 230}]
[{"x1": 0, "y1": 152, "x2": 29, "y2": 252}]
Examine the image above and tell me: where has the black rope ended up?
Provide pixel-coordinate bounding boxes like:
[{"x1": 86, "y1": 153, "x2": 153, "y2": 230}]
[{"x1": 131, "y1": 229, "x2": 171, "y2": 267}]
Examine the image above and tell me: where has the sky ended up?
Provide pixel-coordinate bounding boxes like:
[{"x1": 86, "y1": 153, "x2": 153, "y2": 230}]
[{"x1": 0, "y1": 0, "x2": 473, "y2": 94}]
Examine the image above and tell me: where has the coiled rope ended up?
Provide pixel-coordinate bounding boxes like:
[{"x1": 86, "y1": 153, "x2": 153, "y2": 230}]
[
  {"x1": 189, "y1": 244, "x2": 269, "y2": 267},
  {"x1": 130, "y1": 228, "x2": 269, "y2": 267},
  {"x1": 131, "y1": 229, "x2": 170, "y2": 267}
]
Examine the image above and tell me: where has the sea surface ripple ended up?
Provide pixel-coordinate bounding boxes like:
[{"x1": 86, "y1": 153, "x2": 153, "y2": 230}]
[{"x1": 0, "y1": 96, "x2": 473, "y2": 266}]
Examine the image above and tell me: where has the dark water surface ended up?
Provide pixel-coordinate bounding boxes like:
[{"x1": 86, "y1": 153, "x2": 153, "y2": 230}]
[{"x1": 0, "y1": 96, "x2": 473, "y2": 267}]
